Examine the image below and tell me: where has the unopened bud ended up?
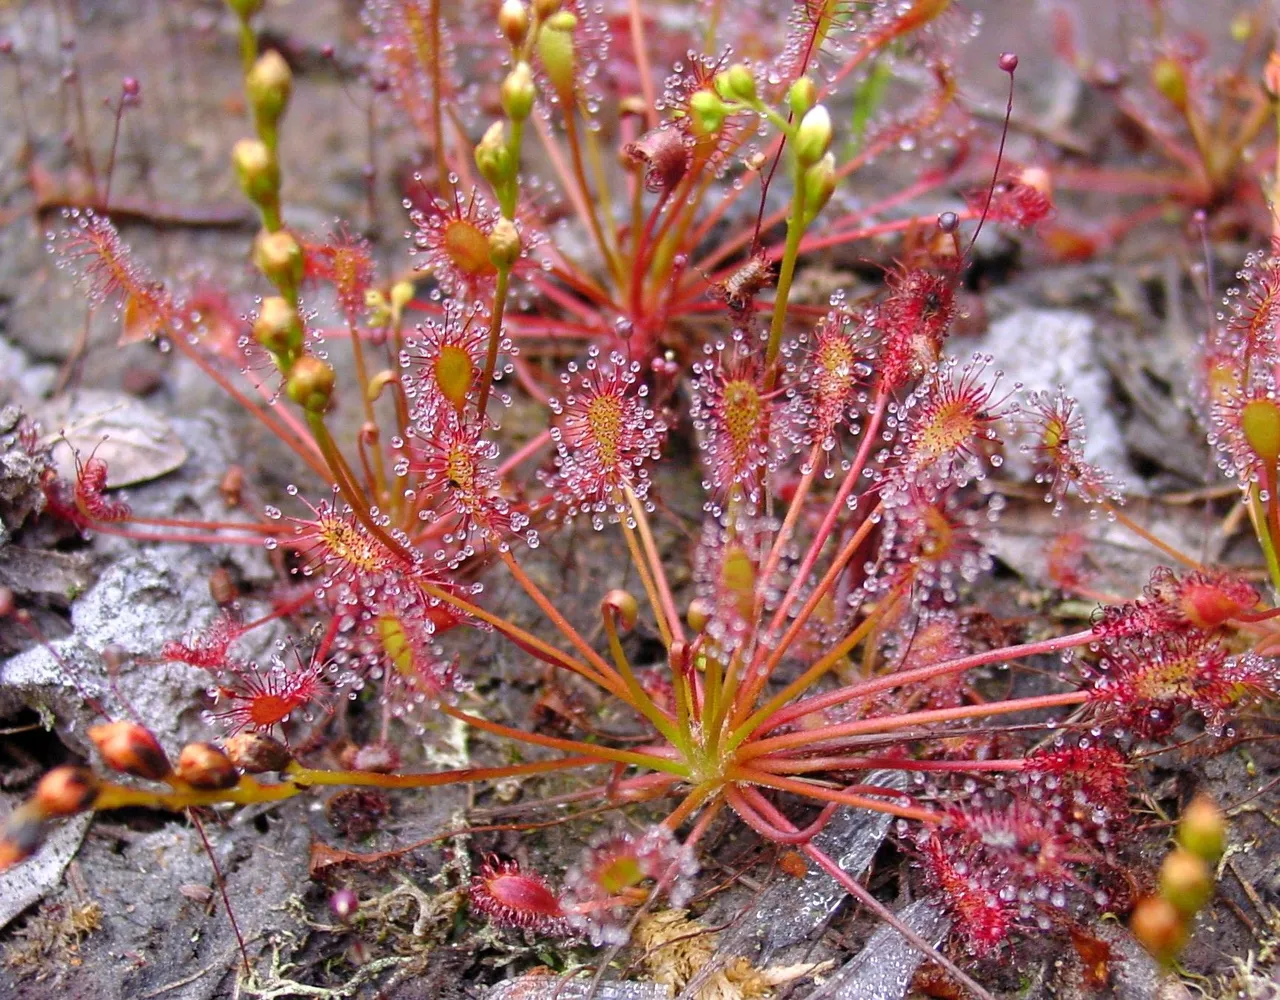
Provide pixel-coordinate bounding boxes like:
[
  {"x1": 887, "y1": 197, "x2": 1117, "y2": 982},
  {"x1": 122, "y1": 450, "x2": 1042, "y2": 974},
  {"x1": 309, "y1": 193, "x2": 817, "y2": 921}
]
[
  {"x1": 688, "y1": 89, "x2": 727, "y2": 136},
  {"x1": 488, "y1": 218, "x2": 522, "y2": 269},
  {"x1": 0, "y1": 803, "x2": 47, "y2": 871},
  {"x1": 88, "y1": 721, "x2": 172, "y2": 781},
  {"x1": 533, "y1": 0, "x2": 560, "y2": 15},
  {"x1": 232, "y1": 137, "x2": 279, "y2": 207},
  {"x1": 1130, "y1": 895, "x2": 1186, "y2": 965},
  {"x1": 537, "y1": 12, "x2": 577, "y2": 103},
  {"x1": 34, "y1": 766, "x2": 100, "y2": 817},
  {"x1": 253, "y1": 229, "x2": 304, "y2": 291},
  {"x1": 603, "y1": 589, "x2": 639, "y2": 630},
  {"x1": 1178, "y1": 794, "x2": 1226, "y2": 862},
  {"x1": 223, "y1": 731, "x2": 293, "y2": 773},
  {"x1": 499, "y1": 0, "x2": 529, "y2": 46},
  {"x1": 794, "y1": 104, "x2": 833, "y2": 167},
  {"x1": 390, "y1": 280, "x2": 415, "y2": 313},
  {"x1": 247, "y1": 49, "x2": 292, "y2": 131},
  {"x1": 725, "y1": 64, "x2": 757, "y2": 103},
  {"x1": 1160, "y1": 848, "x2": 1213, "y2": 916},
  {"x1": 788, "y1": 76, "x2": 817, "y2": 117},
  {"x1": 253, "y1": 296, "x2": 304, "y2": 358},
  {"x1": 1151, "y1": 56, "x2": 1187, "y2": 112},
  {"x1": 475, "y1": 121, "x2": 515, "y2": 188},
  {"x1": 801, "y1": 151, "x2": 836, "y2": 224},
  {"x1": 501, "y1": 62, "x2": 536, "y2": 122},
  {"x1": 286, "y1": 355, "x2": 336, "y2": 413},
  {"x1": 177, "y1": 742, "x2": 240, "y2": 790},
  {"x1": 686, "y1": 597, "x2": 713, "y2": 633}
]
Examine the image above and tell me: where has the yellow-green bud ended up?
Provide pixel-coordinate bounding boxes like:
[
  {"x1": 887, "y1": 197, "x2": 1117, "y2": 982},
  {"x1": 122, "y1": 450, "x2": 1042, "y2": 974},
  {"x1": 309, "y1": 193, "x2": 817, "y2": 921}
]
[
  {"x1": 794, "y1": 104, "x2": 832, "y2": 167},
  {"x1": 501, "y1": 62, "x2": 536, "y2": 122},
  {"x1": 253, "y1": 296, "x2": 304, "y2": 357},
  {"x1": 488, "y1": 218, "x2": 522, "y2": 269},
  {"x1": 687, "y1": 597, "x2": 713, "y2": 633},
  {"x1": 1159, "y1": 848, "x2": 1213, "y2": 916},
  {"x1": 1178, "y1": 794, "x2": 1227, "y2": 862},
  {"x1": 788, "y1": 76, "x2": 817, "y2": 117},
  {"x1": 688, "y1": 89, "x2": 727, "y2": 136},
  {"x1": 536, "y1": 12, "x2": 577, "y2": 103},
  {"x1": 253, "y1": 229, "x2": 304, "y2": 290},
  {"x1": 499, "y1": 0, "x2": 530, "y2": 46},
  {"x1": 247, "y1": 49, "x2": 292, "y2": 131},
  {"x1": 226, "y1": 0, "x2": 264, "y2": 20},
  {"x1": 725, "y1": 64, "x2": 757, "y2": 103},
  {"x1": 801, "y1": 151, "x2": 837, "y2": 224},
  {"x1": 390, "y1": 280, "x2": 415, "y2": 313},
  {"x1": 1151, "y1": 56, "x2": 1187, "y2": 112},
  {"x1": 475, "y1": 121, "x2": 515, "y2": 189},
  {"x1": 603, "y1": 590, "x2": 639, "y2": 631},
  {"x1": 232, "y1": 138, "x2": 279, "y2": 207},
  {"x1": 365, "y1": 288, "x2": 391, "y2": 327},
  {"x1": 286, "y1": 356, "x2": 336, "y2": 413}
]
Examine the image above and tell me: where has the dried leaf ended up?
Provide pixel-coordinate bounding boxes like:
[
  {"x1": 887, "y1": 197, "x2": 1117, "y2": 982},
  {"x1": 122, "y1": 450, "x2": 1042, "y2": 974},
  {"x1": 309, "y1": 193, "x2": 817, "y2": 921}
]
[{"x1": 40, "y1": 390, "x2": 187, "y2": 488}]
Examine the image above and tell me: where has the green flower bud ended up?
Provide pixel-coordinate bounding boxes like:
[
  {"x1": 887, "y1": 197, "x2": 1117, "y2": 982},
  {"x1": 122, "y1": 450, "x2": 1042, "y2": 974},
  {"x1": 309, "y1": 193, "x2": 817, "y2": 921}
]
[
  {"x1": 688, "y1": 89, "x2": 727, "y2": 136},
  {"x1": 247, "y1": 49, "x2": 292, "y2": 131},
  {"x1": 286, "y1": 356, "x2": 336, "y2": 413},
  {"x1": 1151, "y1": 56, "x2": 1187, "y2": 112},
  {"x1": 788, "y1": 76, "x2": 817, "y2": 117},
  {"x1": 474, "y1": 121, "x2": 515, "y2": 189},
  {"x1": 793, "y1": 103, "x2": 832, "y2": 167},
  {"x1": 501, "y1": 62, "x2": 536, "y2": 122},
  {"x1": 488, "y1": 217, "x2": 522, "y2": 269},
  {"x1": 252, "y1": 229, "x2": 304, "y2": 291},
  {"x1": 232, "y1": 138, "x2": 279, "y2": 208},
  {"x1": 801, "y1": 151, "x2": 837, "y2": 224},
  {"x1": 253, "y1": 296, "x2": 304, "y2": 358},
  {"x1": 726, "y1": 64, "x2": 757, "y2": 103},
  {"x1": 537, "y1": 12, "x2": 577, "y2": 103},
  {"x1": 1178, "y1": 795, "x2": 1227, "y2": 862},
  {"x1": 1160, "y1": 848, "x2": 1213, "y2": 917}
]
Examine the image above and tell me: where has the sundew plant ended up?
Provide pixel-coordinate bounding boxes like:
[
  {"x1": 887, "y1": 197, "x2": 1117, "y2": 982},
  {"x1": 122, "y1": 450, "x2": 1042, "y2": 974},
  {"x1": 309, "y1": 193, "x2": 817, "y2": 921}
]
[{"x1": 2, "y1": 0, "x2": 1279, "y2": 995}]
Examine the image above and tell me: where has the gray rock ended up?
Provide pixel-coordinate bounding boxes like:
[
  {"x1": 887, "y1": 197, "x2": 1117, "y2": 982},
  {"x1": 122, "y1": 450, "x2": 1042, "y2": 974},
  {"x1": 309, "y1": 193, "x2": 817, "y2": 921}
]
[{"x1": 819, "y1": 899, "x2": 949, "y2": 1000}]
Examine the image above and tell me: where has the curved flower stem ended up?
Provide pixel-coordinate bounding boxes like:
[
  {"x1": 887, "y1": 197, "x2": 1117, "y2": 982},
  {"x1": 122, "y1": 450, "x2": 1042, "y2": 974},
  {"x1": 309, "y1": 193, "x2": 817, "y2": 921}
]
[
  {"x1": 476, "y1": 265, "x2": 510, "y2": 418},
  {"x1": 755, "y1": 440, "x2": 823, "y2": 617},
  {"x1": 752, "y1": 755, "x2": 1029, "y2": 775},
  {"x1": 619, "y1": 510, "x2": 674, "y2": 648},
  {"x1": 495, "y1": 546, "x2": 629, "y2": 696},
  {"x1": 624, "y1": 484, "x2": 684, "y2": 644},
  {"x1": 763, "y1": 177, "x2": 809, "y2": 382},
  {"x1": 602, "y1": 608, "x2": 685, "y2": 749}
]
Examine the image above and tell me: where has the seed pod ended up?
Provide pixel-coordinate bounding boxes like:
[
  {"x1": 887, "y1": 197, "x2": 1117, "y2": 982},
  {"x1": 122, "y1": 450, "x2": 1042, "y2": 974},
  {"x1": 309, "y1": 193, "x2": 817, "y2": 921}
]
[
  {"x1": 219, "y1": 465, "x2": 245, "y2": 508},
  {"x1": 536, "y1": 13, "x2": 577, "y2": 105},
  {"x1": 223, "y1": 731, "x2": 293, "y2": 773},
  {"x1": 488, "y1": 218, "x2": 522, "y2": 270},
  {"x1": 33, "y1": 766, "x2": 100, "y2": 817},
  {"x1": 498, "y1": 0, "x2": 529, "y2": 46},
  {"x1": 88, "y1": 721, "x2": 172, "y2": 781},
  {"x1": 500, "y1": 62, "x2": 536, "y2": 123},
  {"x1": 686, "y1": 598, "x2": 712, "y2": 633},
  {"x1": 788, "y1": 76, "x2": 817, "y2": 117},
  {"x1": 177, "y1": 743, "x2": 240, "y2": 790},
  {"x1": 794, "y1": 105, "x2": 833, "y2": 168}
]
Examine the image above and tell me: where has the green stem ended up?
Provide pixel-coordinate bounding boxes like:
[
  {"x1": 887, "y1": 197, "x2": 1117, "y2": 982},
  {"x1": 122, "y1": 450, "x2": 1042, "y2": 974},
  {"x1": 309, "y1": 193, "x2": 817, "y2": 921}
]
[
  {"x1": 476, "y1": 266, "x2": 510, "y2": 418},
  {"x1": 764, "y1": 173, "x2": 809, "y2": 384}
]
